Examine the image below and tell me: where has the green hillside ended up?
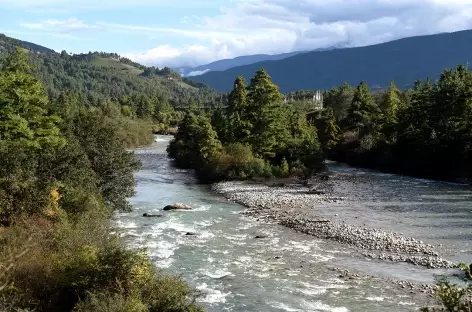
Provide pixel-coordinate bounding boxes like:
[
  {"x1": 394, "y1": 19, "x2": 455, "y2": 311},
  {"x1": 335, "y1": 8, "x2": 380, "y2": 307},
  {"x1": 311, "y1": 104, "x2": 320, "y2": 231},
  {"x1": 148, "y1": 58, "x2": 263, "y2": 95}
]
[
  {"x1": 0, "y1": 34, "x2": 219, "y2": 108},
  {"x1": 0, "y1": 33, "x2": 56, "y2": 54},
  {"x1": 190, "y1": 29, "x2": 472, "y2": 93}
]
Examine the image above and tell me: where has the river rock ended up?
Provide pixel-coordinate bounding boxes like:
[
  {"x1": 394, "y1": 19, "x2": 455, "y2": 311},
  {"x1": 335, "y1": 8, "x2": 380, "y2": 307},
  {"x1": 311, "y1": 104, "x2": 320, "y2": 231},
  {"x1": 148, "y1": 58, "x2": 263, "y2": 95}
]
[
  {"x1": 185, "y1": 232, "x2": 197, "y2": 236},
  {"x1": 163, "y1": 203, "x2": 192, "y2": 211},
  {"x1": 143, "y1": 213, "x2": 163, "y2": 217},
  {"x1": 255, "y1": 235, "x2": 268, "y2": 239}
]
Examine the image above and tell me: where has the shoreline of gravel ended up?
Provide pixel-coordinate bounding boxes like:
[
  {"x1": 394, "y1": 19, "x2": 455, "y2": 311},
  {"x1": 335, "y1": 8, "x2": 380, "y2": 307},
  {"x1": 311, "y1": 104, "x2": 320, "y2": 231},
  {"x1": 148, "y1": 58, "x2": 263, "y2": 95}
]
[{"x1": 211, "y1": 179, "x2": 456, "y2": 269}]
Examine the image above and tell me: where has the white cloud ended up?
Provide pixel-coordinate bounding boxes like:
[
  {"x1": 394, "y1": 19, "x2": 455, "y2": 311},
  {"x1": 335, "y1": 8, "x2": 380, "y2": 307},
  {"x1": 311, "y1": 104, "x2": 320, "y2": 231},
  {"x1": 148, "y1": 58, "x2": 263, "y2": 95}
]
[
  {"x1": 187, "y1": 69, "x2": 211, "y2": 76},
  {"x1": 119, "y1": 0, "x2": 472, "y2": 68},
  {"x1": 21, "y1": 18, "x2": 98, "y2": 33},
  {"x1": 12, "y1": 0, "x2": 472, "y2": 68}
]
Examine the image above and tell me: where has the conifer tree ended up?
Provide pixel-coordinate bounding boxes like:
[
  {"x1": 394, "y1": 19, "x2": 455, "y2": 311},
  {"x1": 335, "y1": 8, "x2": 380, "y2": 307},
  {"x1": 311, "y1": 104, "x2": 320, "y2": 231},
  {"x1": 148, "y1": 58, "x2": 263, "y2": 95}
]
[
  {"x1": 381, "y1": 81, "x2": 403, "y2": 142},
  {"x1": 247, "y1": 69, "x2": 288, "y2": 158},
  {"x1": 226, "y1": 76, "x2": 252, "y2": 144},
  {"x1": 346, "y1": 81, "x2": 381, "y2": 136},
  {"x1": 0, "y1": 48, "x2": 64, "y2": 149}
]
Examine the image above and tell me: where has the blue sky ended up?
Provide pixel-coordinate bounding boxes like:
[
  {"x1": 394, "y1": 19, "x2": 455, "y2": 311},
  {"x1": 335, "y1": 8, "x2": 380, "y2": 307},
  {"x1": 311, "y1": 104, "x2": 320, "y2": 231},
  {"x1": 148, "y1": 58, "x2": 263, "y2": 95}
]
[{"x1": 1, "y1": 0, "x2": 472, "y2": 68}]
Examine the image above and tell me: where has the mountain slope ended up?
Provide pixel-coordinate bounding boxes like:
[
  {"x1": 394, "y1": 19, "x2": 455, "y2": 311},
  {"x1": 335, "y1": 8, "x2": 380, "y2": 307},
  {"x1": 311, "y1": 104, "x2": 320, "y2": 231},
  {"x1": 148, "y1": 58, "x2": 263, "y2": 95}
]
[
  {"x1": 190, "y1": 30, "x2": 472, "y2": 93},
  {"x1": 0, "y1": 33, "x2": 56, "y2": 54},
  {"x1": 0, "y1": 34, "x2": 219, "y2": 106},
  {"x1": 176, "y1": 51, "x2": 305, "y2": 77}
]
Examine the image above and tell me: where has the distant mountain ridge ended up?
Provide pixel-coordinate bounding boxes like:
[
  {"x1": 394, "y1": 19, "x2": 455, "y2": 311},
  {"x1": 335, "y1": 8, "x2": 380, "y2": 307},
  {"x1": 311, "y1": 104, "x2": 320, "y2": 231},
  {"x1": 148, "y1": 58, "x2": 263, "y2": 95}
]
[
  {"x1": 176, "y1": 45, "x2": 346, "y2": 77},
  {"x1": 189, "y1": 30, "x2": 472, "y2": 93},
  {"x1": 174, "y1": 51, "x2": 305, "y2": 77}
]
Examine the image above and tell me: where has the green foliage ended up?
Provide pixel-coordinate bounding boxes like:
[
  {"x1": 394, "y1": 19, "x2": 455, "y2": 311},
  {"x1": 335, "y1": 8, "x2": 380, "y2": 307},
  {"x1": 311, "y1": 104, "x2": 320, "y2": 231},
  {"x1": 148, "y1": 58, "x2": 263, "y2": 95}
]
[
  {"x1": 167, "y1": 111, "x2": 222, "y2": 181},
  {"x1": 247, "y1": 69, "x2": 289, "y2": 158},
  {"x1": 313, "y1": 108, "x2": 341, "y2": 153},
  {"x1": 0, "y1": 49, "x2": 202, "y2": 312},
  {"x1": 324, "y1": 83, "x2": 355, "y2": 121},
  {"x1": 328, "y1": 65, "x2": 472, "y2": 182},
  {"x1": 421, "y1": 279, "x2": 472, "y2": 312},
  {"x1": 225, "y1": 76, "x2": 252, "y2": 144},
  {"x1": 346, "y1": 81, "x2": 381, "y2": 137},
  {"x1": 168, "y1": 69, "x2": 325, "y2": 182},
  {"x1": 0, "y1": 48, "x2": 65, "y2": 149}
]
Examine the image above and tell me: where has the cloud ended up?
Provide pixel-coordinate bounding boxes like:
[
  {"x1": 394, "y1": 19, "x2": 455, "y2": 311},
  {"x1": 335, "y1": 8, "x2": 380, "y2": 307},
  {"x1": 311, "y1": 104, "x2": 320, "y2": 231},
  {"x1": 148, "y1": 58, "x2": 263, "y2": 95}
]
[
  {"x1": 11, "y1": 0, "x2": 472, "y2": 68},
  {"x1": 122, "y1": 0, "x2": 472, "y2": 68},
  {"x1": 187, "y1": 69, "x2": 211, "y2": 77},
  {"x1": 21, "y1": 18, "x2": 98, "y2": 34}
]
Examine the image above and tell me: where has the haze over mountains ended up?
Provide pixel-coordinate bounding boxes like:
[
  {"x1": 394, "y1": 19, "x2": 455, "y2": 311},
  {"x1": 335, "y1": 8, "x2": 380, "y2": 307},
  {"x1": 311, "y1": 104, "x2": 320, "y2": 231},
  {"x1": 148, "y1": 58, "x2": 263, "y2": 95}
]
[{"x1": 189, "y1": 30, "x2": 472, "y2": 93}]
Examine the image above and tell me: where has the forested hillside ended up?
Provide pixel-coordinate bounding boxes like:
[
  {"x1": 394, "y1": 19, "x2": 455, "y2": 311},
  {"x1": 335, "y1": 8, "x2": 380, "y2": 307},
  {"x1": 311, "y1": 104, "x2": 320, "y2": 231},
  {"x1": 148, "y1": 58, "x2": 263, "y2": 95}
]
[
  {"x1": 0, "y1": 33, "x2": 220, "y2": 110},
  {"x1": 0, "y1": 46, "x2": 204, "y2": 311},
  {"x1": 190, "y1": 29, "x2": 472, "y2": 93}
]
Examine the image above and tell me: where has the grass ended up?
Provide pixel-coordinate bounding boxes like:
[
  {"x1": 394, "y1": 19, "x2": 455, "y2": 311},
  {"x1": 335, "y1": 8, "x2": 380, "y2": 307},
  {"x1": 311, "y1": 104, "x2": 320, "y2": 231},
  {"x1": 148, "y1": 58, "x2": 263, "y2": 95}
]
[{"x1": 90, "y1": 56, "x2": 144, "y2": 75}]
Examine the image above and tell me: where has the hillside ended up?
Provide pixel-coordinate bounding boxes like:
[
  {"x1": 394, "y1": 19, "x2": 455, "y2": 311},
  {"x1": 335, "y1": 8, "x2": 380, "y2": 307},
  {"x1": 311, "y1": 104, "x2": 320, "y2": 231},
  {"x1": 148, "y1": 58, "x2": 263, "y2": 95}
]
[
  {"x1": 0, "y1": 33, "x2": 56, "y2": 54},
  {"x1": 190, "y1": 29, "x2": 472, "y2": 93},
  {"x1": 0, "y1": 34, "x2": 219, "y2": 107}
]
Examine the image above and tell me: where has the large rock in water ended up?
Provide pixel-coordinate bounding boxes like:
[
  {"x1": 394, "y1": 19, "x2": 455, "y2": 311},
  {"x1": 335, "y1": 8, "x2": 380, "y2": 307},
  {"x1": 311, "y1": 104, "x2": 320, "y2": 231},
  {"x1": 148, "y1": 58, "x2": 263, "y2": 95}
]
[
  {"x1": 143, "y1": 213, "x2": 163, "y2": 218},
  {"x1": 163, "y1": 203, "x2": 192, "y2": 211}
]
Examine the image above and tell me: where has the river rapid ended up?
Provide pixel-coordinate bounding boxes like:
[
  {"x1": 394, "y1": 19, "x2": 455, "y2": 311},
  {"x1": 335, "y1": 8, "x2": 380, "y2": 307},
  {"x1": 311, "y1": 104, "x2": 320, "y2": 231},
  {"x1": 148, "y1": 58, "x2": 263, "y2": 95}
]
[{"x1": 113, "y1": 136, "x2": 472, "y2": 312}]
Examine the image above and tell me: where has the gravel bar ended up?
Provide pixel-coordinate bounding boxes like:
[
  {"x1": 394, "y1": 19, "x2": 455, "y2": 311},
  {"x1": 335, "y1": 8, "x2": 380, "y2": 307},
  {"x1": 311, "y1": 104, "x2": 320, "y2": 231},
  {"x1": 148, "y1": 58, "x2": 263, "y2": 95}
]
[{"x1": 212, "y1": 180, "x2": 456, "y2": 269}]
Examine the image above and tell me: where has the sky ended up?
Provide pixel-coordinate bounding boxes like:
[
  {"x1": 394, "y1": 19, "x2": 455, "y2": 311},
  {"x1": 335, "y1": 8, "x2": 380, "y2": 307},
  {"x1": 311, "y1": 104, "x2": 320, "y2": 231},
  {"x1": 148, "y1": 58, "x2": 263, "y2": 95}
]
[{"x1": 1, "y1": 0, "x2": 472, "y2": 68}]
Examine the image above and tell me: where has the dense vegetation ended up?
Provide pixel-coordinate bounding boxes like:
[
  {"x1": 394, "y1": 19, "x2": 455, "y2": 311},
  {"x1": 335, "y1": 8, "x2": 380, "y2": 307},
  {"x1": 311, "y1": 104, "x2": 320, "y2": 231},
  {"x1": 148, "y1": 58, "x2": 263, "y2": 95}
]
[
  {"x1": 190, "y1": 29, "x2": 472, "y2": 93},
  {"x1": 0, "y1": 49, "x2": 203, "y2": 311},
  {"x1": 0, "y1": 33, "x2": 222, "y2": 134},
  {"x1": 167, "y1": 69, "x2": 324, "y2": 182},
  {"x1": 308, "y1": 65, "x2": 472, "y2": 182}
]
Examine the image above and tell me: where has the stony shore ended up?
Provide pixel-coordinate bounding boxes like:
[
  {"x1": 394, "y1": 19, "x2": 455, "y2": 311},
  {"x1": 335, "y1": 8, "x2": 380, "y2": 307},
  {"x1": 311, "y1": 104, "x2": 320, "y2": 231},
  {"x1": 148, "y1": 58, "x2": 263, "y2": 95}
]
[{"x1": 212, "y1": 177, "x2": 456, "y2": 269}]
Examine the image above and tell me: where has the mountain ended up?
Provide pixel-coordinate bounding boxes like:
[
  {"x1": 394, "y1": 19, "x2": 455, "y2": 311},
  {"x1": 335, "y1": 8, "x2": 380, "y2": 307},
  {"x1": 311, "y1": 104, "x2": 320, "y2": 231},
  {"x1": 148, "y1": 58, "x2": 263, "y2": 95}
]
[
  {"x1": 0, "y1": 33, "x2": 56, "y2": 54},
  {"x1": 176, "y1": 51, "x2": 305, "y2": 77},
  {"x1": 189, "y1": 30, "x2": 472, "y2": 93},
  {"x1": 0, "y1": 34, "x2": 218, "y2": 107},
  {"x1": 176, "y1": 45, "x2": 349, "y2": 77}
]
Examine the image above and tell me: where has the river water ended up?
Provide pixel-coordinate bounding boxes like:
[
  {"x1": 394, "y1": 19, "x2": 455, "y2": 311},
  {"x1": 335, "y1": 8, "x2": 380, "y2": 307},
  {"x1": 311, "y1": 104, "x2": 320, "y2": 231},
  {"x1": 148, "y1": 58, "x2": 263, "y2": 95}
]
[{"x1": 114, "y1": 136, "x2": 472, "y2": 312}]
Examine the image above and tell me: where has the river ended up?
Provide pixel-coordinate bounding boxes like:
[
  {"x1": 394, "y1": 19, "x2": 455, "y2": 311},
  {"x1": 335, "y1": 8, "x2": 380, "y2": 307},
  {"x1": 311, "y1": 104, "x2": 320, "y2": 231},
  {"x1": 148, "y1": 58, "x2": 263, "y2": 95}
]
[{"x1": 114, "y1": 136, "x2": 472, "y2": 312}]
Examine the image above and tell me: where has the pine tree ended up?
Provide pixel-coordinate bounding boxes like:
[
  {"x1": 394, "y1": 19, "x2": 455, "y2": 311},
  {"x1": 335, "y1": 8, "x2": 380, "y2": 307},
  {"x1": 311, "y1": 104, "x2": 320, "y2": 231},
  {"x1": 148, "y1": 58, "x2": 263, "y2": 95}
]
[
  {"x1": 226, "y1": 76, "x2": 252, "y2": 144},
  {"x1": 381, "y1": 81, "x2": 403, "y2": 142},
  {"x1": 320, "y1": 108, "x2": 341, "y2": 151},
  {"x1": 247, "y1": 69, "x2": 288, "y2": 158},
  {"x1": 346, "y1": 81, "x2": 380, "y2": 136},
  {"x1": 0, "y1": 48, "x2": 64, "y2": 149}
]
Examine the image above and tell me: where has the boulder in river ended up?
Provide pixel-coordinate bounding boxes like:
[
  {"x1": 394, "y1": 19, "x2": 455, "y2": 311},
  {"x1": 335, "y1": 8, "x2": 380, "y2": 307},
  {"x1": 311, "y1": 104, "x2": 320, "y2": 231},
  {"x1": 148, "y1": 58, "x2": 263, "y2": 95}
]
[
  {"x1": 255, "y1": 235, "x2": 268, "y2": 239},
  {"x1": 163, "y1": 203, "x2": 192, "y2": 211},
  {"x1": 143, "y1": 213, "x2": 163, "y2": 218},
  {"x1": 306, "y1": 189, "x2": 326, "y2": 195},
  {"x1": 185, "y1": 232, "x2": 197, "y2": 236}
]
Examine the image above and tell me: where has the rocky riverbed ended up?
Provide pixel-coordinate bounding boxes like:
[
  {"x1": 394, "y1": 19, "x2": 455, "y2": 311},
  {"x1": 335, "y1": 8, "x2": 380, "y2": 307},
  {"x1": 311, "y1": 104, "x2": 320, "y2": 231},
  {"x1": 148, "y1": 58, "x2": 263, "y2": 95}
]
[{"x1": 212, "y1": 175, "x2": 457, "y2": 269}]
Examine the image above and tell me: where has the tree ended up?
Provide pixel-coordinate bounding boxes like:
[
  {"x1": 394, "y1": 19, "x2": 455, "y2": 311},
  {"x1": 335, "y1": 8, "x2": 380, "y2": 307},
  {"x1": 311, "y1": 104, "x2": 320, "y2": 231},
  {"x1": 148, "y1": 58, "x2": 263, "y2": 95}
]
[
  {"x1": 247, "y1": 69, "x2": 289, "y2": 158},
  {"x1": 380, "y1": 81, "x2": 403, "y2": 142},
  {"x1": 346, "y1": 81, "x2": 381, "y2": 136},
  {"x1": 0, "y1": 49, "x2": 66, "y2": 223},
  {"x1": 226, "y1": 76, "x2": 252, "y2": 144},
  {"x1": 0, "y1": 48, "x2": 64, "y2": 149},
  {"x1": 316, "y1": 108, "x2": 341, "y2": 152},
  {"x1": 323, "y1": 82, "x2": 355, "y2": 122},
  {"x1": 168, "y1": 111, "x2": 222, "y2": 181}
]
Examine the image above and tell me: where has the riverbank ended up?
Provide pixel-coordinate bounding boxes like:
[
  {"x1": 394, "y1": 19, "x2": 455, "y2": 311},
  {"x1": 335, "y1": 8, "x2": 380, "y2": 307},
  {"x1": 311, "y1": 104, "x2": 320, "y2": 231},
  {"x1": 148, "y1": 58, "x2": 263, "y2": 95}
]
[{"x1": 212, "y1": 174, "x2": 457, "y2": 270}]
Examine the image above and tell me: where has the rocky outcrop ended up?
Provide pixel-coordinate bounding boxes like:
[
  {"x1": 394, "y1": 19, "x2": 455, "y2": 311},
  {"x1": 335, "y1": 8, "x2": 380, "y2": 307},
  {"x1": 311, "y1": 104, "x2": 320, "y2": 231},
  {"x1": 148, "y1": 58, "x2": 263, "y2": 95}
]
[{"x1": 163, "y1": 203, "x2": 192, "y2": 211}]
